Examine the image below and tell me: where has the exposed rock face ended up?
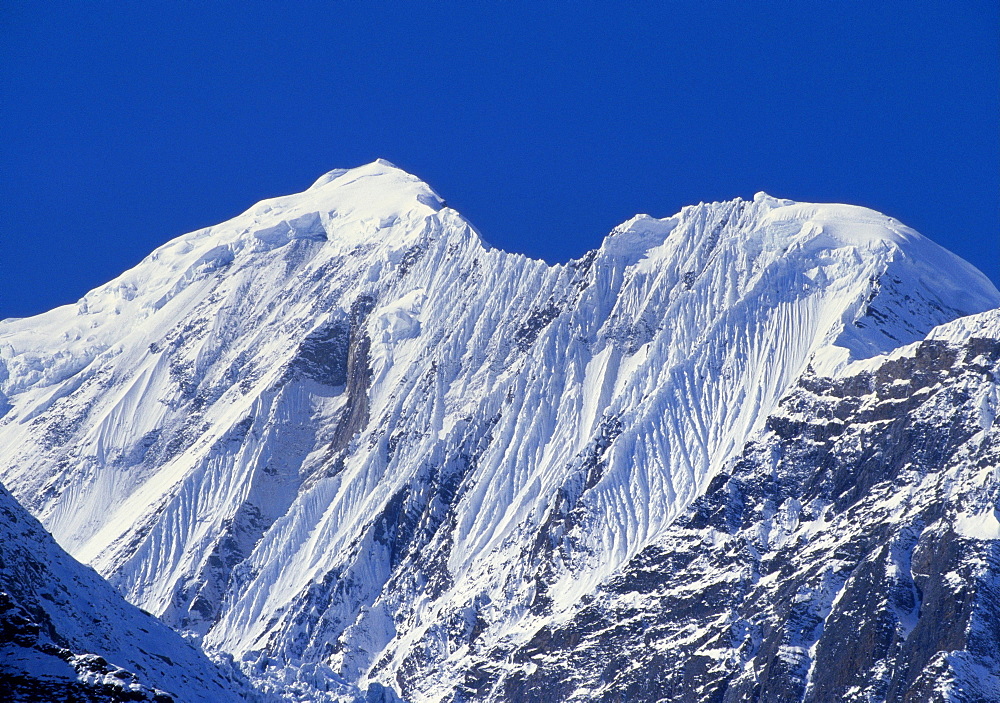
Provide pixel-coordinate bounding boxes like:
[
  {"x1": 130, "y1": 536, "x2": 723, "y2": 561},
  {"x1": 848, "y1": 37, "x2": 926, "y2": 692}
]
[
  {"x1": 487, "y1": 311, "x2": 1000, "y2": 703},
  {"x1": 0, "y1": 482, "x2": 253, "y2": 702},
  {"x1": 0, "y1": 162, "x2": 997, "y2": 701}
]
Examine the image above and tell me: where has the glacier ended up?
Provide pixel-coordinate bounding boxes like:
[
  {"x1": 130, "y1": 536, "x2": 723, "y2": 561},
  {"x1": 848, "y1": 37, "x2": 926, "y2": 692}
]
[{"x1": 0, "y1": 160, "x2": 997, "y2": 701}]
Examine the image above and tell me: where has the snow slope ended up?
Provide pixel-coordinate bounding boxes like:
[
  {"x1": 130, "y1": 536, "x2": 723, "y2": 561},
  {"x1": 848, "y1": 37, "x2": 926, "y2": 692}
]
[
  {"x1": 0, "y1": 480, "x2": 253, "y2": 701},
  {"x1": 0, "y1": 161, "x2": 996, "y2": 699}
]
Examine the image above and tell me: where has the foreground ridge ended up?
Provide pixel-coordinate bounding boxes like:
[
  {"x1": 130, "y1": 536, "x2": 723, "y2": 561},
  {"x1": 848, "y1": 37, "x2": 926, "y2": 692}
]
[
  {"x1": 0, "y1": 162, "x2": 997, "y2": 701},
  {"x1": 0, "y1": 481, "x2": 253, "y2": 701}
]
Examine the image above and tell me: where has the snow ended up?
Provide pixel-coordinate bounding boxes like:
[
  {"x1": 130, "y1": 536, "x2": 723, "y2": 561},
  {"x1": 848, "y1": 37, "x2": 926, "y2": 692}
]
[
  {"x1": 0, "y1": 161, "x2": 996, "y2": 700},
  {"x1": 374, "y1": 289, "x2": 425, "y2": 345},
  {"x1": 0, "y1": 481, "x2": 254, "y2": 701},
  {"x1": 954, "y1": 510, "x2": 1000, "y2": 541},
  {"x1": 601, "y1": 214, "x2": 678, "y2": 265}
]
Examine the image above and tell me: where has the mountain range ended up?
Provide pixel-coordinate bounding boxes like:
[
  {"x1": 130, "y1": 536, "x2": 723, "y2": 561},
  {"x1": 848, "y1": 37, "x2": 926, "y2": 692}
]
[{"x1": 1, "y1": 161, "x2": 997, "y2": 702}]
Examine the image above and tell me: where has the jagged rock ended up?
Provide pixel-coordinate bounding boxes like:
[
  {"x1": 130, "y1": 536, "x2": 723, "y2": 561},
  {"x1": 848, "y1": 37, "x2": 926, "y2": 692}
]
[{"x1": 490, "y1": 311, "x2": 1000, "y2": 702}]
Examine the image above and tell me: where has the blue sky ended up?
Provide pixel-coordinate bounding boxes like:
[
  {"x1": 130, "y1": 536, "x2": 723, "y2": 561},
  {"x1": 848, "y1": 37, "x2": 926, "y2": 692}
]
[{"x1": 2, "y1": 2, "x2": 997, "y2": 319}]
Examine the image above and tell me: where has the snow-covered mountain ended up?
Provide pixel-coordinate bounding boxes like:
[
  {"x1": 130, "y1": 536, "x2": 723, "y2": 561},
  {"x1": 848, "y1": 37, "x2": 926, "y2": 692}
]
[
  {"x1": 0, "y1": 478, "x2": 253, "y2": 701},
  {"x1": 0, "y1": 160, "x2": 996, "y2": 701}
]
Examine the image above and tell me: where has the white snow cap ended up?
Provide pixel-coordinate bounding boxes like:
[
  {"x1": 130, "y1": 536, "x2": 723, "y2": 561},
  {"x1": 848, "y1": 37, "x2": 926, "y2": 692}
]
[{"x1": 239, "y1": 158, "x2": 449, "y2": 249}]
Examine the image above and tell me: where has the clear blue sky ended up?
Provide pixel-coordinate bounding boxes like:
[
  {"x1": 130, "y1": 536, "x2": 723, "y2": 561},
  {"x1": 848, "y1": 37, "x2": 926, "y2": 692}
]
[{"x1": 2, "y1": 2, "x2": 997, "y2": 319}]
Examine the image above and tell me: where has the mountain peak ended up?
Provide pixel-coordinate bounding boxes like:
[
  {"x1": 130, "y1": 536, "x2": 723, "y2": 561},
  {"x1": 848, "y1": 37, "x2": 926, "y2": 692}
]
[
  {"x1": 259, "y1": 159, "x2": 446, "y2": 225},
  {"x1": 306, "y1": 158, "x2": 426, "y2": 194}
]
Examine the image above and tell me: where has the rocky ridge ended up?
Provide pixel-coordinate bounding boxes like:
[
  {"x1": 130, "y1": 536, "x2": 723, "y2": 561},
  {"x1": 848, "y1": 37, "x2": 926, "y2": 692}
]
[
  {"x1": 485, "y1": 309, "x2": 1000, "y2": 703},
  {"x1": 0, "y1": 480, "x2": 254, "y2": 702}
]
